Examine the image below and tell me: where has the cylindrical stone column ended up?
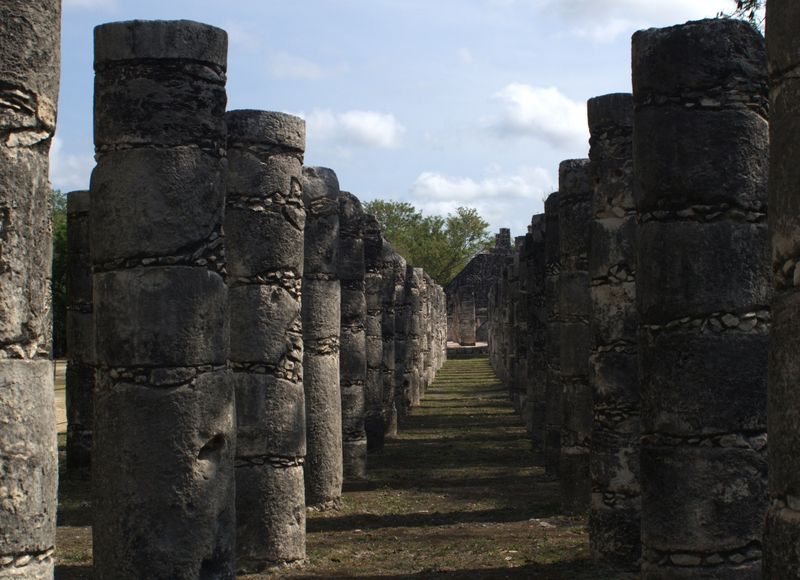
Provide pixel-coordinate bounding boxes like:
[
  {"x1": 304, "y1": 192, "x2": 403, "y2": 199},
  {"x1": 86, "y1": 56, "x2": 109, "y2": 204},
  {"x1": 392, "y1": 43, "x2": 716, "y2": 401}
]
[
  {"x1": 527, "y1": 214, "x2": 547, "y2": 460},
  {"x1": 543, "y1": 192, "x2": 562, "y2": 477},
  {"x1": 363, "y1": 214, "x2": 386, "y2": 450},
  {"x1": 225, "y1": 110, "x2": 306, "y2": 570},
  {"x1": 633, "y1": 19, "x2": 769, "y2": 578},
  {"x1": 382, "y1": 245, "x2": 401, "y2": 437},
  {"x1": 558, "y1": 159, "x2": 593, "y2": 515},
  {"x1": 66, "y1": 190, "x2": 94, "y2": 472},
  {"x1": 422, "y1": 272, "x2": 434, "y2": 392},
  {"x1": 394, "y1": 256, "x2": 411, "y2": 417},
  {"x1": 766, "y1": 3, "x2": 800, "y2": 574},
  {"x1": 91, "y1": 20, "x2": 234, "y2": 579},
  {"x1": 457, "y1": 287, "x2": 477, "y2": 346},
  {"x1": 587, "y1": 93, "x2": 640, "y2": 566},
  {"x1": 0, "y1": 1, "x2": 60, "y2": 575},
  {"x1": 338, "y1": 191, "x2": 367, "y2": 479},
  {"x1": 302, "y1": 166, "x2": 342, "y2": 509},
  {"x1": 408, "y1": 267, "x2": 424, "y2": 407}
]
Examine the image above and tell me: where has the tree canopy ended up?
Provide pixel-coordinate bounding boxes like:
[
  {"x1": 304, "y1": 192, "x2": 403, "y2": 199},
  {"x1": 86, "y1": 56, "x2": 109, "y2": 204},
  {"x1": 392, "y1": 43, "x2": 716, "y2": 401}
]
[
  {"x1": 52, "y1": 189, "x2": 68, "y2": 357},
  {"x1": 720, "y1": 0, "x2": 764, "y2": 30},
  {"x1": 364, "y1": 200, "x2": 492, "y2": 286}
]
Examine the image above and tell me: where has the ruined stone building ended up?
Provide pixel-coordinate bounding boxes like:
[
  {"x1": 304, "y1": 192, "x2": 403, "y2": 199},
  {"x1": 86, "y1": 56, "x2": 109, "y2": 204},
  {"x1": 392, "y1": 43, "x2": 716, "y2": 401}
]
[{"x1": 445, "y1": 228, "x2": 512, "y2": 346}]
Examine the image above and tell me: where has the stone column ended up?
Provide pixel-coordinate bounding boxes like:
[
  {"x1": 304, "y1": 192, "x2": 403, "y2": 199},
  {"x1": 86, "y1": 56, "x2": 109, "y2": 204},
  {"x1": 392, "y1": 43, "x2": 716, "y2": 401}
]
[
  {"x1": 558, "y1": 159, "x2": 593, "y2": 515},
  {"x1": 423, "y1": 272, "x2": 435, "y2": 391},
  {"x1": 457, "y1": 287, "x2": 477, "y2": 346},
  {"x1": 338, "y1": 191, "x2": 367, "y2": 479},
  {"x1": 767, "y1": 3, "x2": 800, "y2": 572},
  {"x1": 512, "y1": 236, "x2": 529, "y2": 419},
  {"x1": 302, "y1": 166, "x2": 342, "y2": 509},
  {"x1": 543, "y1": 192, "x2": 562, "y2": 477},
  {"x1": 225, "y1": 110, "x2": 306, "y2": 570},
  {"x1": 92, "y1": 20, "x2": 234, "y2": 578},
  {"x1": 394, "y1": 257, "x2": 411, "y2": 417},
  {"x1": 527, "y1": 214, "x2": 547, "y2": 460},
  {"x1": 382, "y1": 245, "x2": 400, "y2": 436},
  {"x1": 66, "y1": 191, "x2": 94, "y2": 471},
  {"x1": 0, "y1": 1, "x2": 60, "y2": 575},
  {"x1": 633, "y1": 19, "x2": 769, "y2": 577},
  {"x1": 587, "y1": 93, "x2": 640, "y2": 565},
  {"x1": 363, "y1": 214, "x2": 385, "y2": 450},
  {"x1": 408, "y1": 267, "x2": 425, "y2": 407}
]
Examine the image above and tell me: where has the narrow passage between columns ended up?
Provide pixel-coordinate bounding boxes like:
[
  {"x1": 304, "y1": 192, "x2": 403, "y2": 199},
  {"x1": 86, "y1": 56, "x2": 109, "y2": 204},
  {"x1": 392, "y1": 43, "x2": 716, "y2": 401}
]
[{"x1": 255, "y1": 357, "x2": 637, "y2": 579}]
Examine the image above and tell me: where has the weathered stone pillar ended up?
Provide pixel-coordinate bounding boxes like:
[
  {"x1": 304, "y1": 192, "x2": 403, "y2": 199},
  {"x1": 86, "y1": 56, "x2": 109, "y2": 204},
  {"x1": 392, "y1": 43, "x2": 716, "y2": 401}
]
[
  {"x1": 338, "y1": 191, "x2": 367, "y2": 479},
  {"x1": 633, "y1": 19, "x2": 769, "y2": 577},
  {"x1": 92, "y1": 20, "x2": 234, "y2": 578},
  {"x1": 66, "y1": 191, "x2": 94, "y2": 471},
  {"x1": 408, "y1": 267, "x2": 425, "y2": 407},
  {"x1": 558, "y1": 159, "x2": 593, "y2": 515},
  {"x1": 587, "y1": 93, "x2": 640, "y2": 565},
  {"x1": 363, "y1": 214, "x2": 385, "y2": 450},
  {"x1": 423, "y1": 272, "x2": 435, "y2": 391},
  {"x1": 457, "y1": 287, "x2": 477, "y2": 346},
  {"x1": 302, "y1": 166, "x2": 342, "y2": 508},
  {"x1": 766, "y1": 3, "x2": 800, "y2": 572},
  {"x1": 527, "y1": 214, "x2": 547, "y2": 459},
  {"x1": 0, "y1": 1, "x2": 60, "y2": 575},
  {"x1": 543, "y1": 192, "x2": 562, "y2": 477},
  {"x1": 512, "y1": 236, "x2": 529, "y2": 419},
  {"x1": 225, "y1": 110, "x2": 306, "y2": 570},
  {"x1": 382, "y1": 246, "x2": 401, "y2": 436},
  {"x1": 394, "y1": 257, "x2": 411, "y2": 416}
]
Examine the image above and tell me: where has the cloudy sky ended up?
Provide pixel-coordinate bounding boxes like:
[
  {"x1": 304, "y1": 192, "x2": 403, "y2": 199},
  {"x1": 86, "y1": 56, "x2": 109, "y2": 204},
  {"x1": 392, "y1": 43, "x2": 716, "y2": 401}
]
[{"x1": 54, "y1": 0, "x2": 737, "y2": 237}]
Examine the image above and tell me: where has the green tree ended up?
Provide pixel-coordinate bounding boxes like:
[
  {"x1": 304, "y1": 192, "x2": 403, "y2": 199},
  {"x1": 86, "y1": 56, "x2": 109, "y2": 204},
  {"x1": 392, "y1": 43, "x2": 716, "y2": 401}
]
[
  {"x1": 52, "y1": 189, "x2": 68, "y2": 357},
  {"x1": 363, "y1": 200, "x2": 492, "y2": 285}
]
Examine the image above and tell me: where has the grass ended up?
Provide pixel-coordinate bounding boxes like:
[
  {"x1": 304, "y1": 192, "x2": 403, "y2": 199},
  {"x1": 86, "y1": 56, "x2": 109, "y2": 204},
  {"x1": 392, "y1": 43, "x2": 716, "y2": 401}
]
[{"x1": 54, "y1": 356, "x2": 636, "y2": 579}]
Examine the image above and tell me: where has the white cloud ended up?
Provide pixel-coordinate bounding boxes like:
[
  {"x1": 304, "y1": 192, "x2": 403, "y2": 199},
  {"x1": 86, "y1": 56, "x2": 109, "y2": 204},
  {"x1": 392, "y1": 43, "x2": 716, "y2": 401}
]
[
  {"x1": 487, "y1": 83, "x2": 588, "y2": 151},
  {"x1": 63, "y1": 0, "x2": 117, "y2": 9},
  {"x1": 269, "y1": 52, "x2": 325, "y2": 80},
  {"x1": 409, "y1": 166, "x2": 554, "y2": 234},
  {"x1": 537, "y1": 0, "x2": 732, "y2": 42},
  {"x1": 304, "y1": 109, "x2": 406, "y2": 149},
  {"x1": 459, "y1": 47, "x2": 475, "y2": 65},
  {"x1": 225, "y1": 21, "x2": 262, "y2": 52},
  {"x1": 49, "y1": 138, "x2": 94, "y2": 192}
]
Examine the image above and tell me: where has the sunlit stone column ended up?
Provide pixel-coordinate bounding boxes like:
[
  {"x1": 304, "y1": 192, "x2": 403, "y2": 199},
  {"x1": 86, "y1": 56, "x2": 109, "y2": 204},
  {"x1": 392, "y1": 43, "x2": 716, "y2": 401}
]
[
  {"x1": 0, "y1": 1, "x2": 60, "y2": 575},
  {"x1": 92, "y1": 20, "x2": 234, "y2": 578},
  {"x1": 302, "y1": 166, "x2": 342, "y2": 509},
  {"x1": 225, "y1": 110, "x2": 306, "y2": 570}
]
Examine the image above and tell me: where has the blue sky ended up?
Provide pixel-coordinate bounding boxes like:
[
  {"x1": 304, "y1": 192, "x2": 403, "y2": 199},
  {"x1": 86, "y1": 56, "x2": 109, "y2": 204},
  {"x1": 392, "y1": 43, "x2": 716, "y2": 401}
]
[{"x1": 53, "y1": 0, "x2": 736, "y2": 236}]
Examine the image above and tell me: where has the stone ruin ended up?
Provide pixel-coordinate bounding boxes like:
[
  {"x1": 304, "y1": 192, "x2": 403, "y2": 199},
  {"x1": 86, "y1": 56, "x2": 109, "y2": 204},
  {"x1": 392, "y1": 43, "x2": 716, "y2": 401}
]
[
  {"x1": 0, "y1": 1, "x2": 60, "y2": 576},
  {"x1": 0, "y1": 14, "x2": 448, "y2": 578},
  {"x1": 487, "y1": 15, "x2": 788, "y2": 579},
  {"x1": 446, "y1": 229, "x2": 511, "y2": 346},
  {"x1": 6, "y1": 5, "x2": 800, "y2": 579}
]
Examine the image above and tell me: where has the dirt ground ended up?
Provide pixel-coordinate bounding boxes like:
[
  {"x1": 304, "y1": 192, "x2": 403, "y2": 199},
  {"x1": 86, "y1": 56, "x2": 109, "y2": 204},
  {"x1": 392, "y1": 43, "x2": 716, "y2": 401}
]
[{"x1": 54, "y1": 357, "x2": 636, "y2": 579}]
